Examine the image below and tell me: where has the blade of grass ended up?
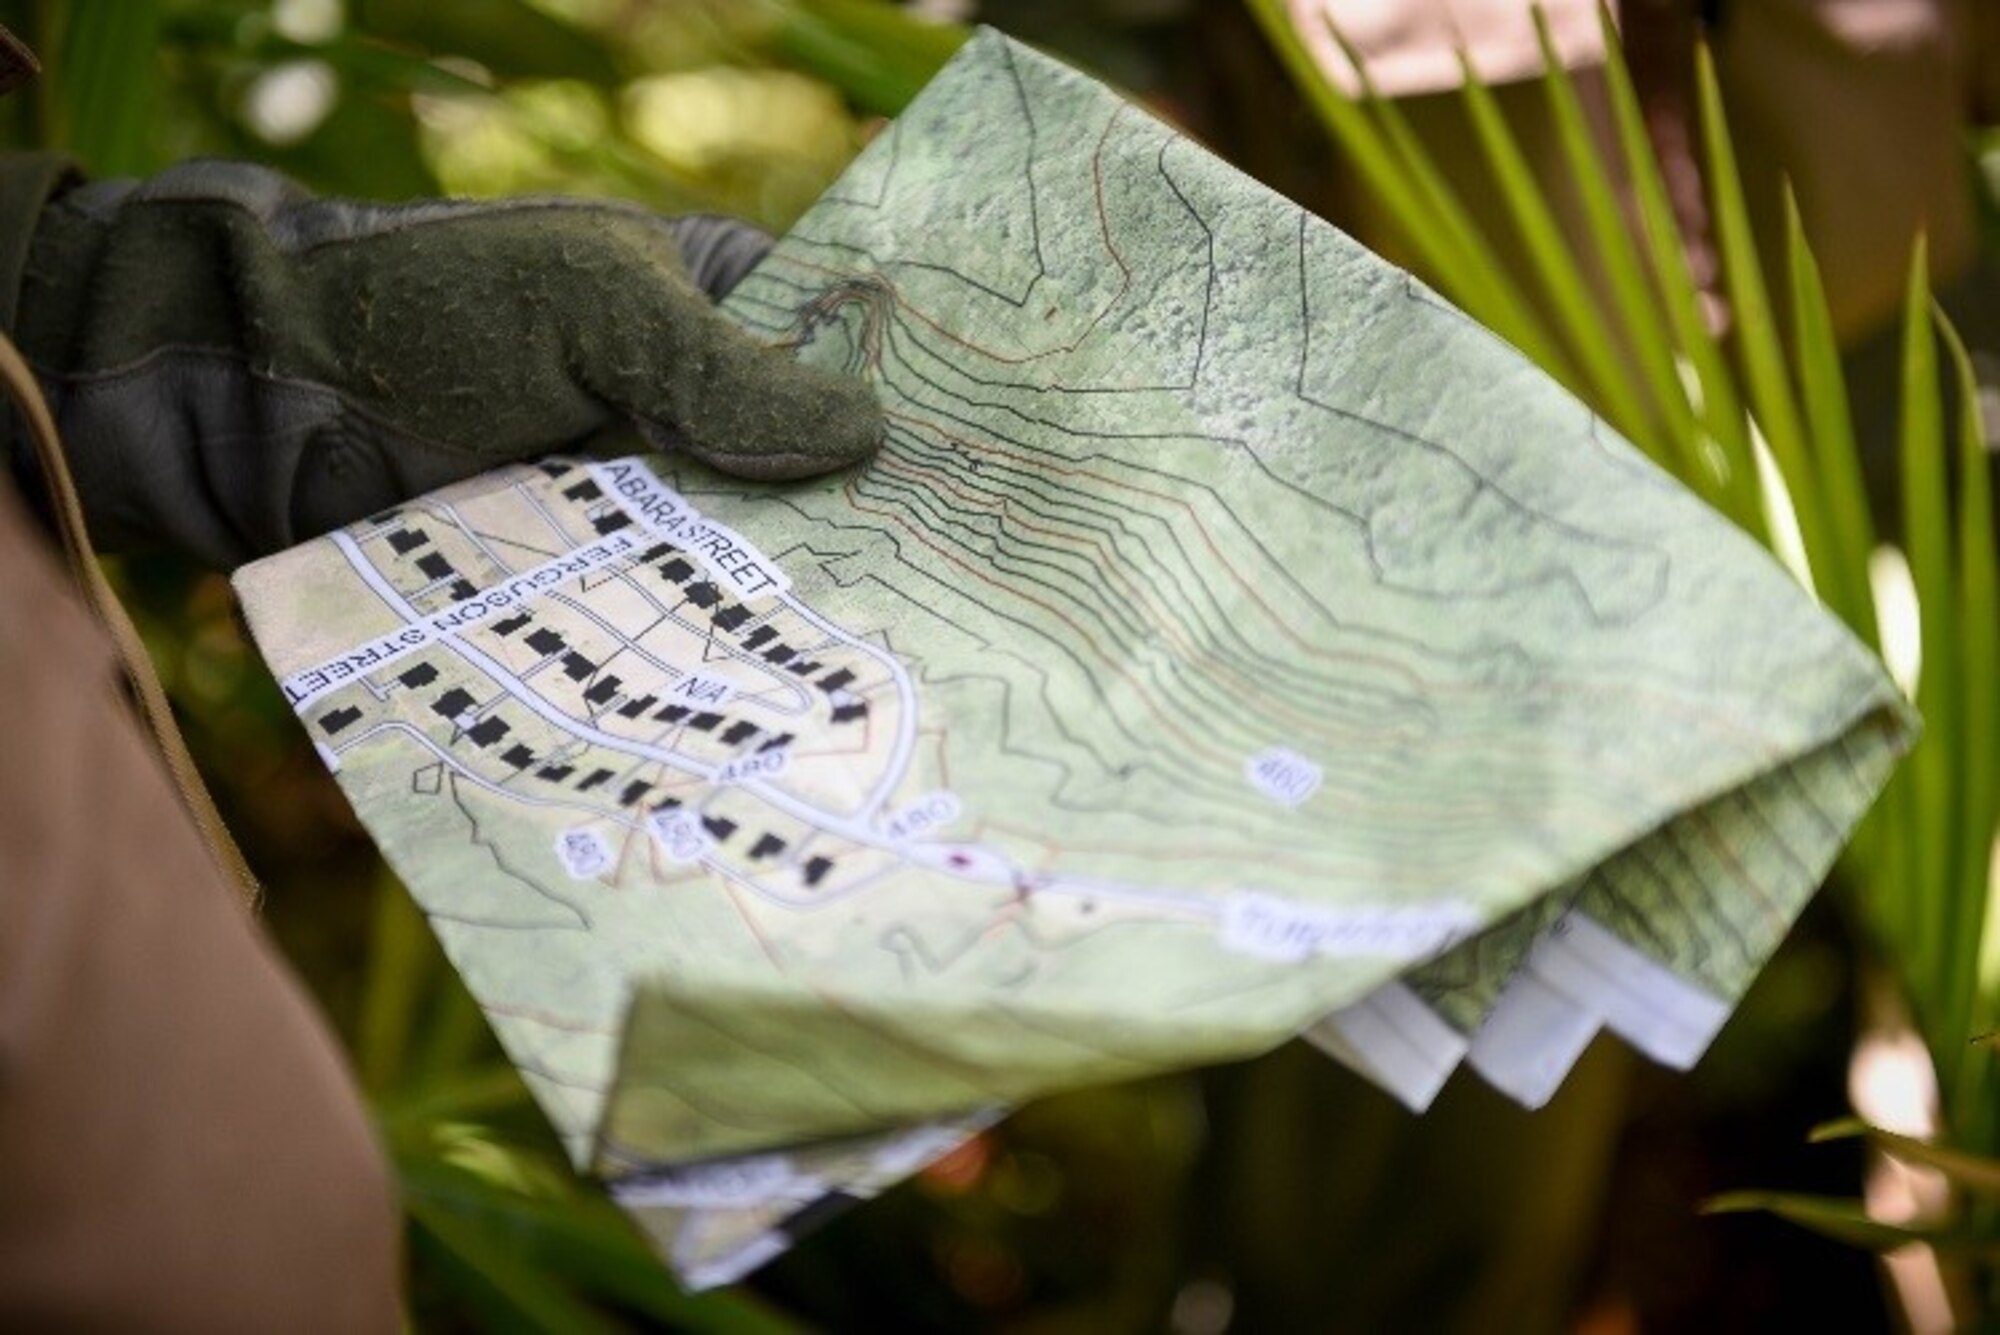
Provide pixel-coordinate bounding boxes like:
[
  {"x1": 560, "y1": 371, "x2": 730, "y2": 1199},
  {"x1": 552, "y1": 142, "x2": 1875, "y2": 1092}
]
[
  {"x1": 408, "y1": 1196, "x2": 624, "y2": 1335},
  {"x1": 770, "y1": 0, "x2": 969, "y2": 117},
  {"x1": 1530, "y1": 9, "x2": 1702, "y2": 478},
  {"x1": 1693, "y1": 44, "x2": 1841, "y2": 597},
  {"x1": 401, "y1": 1152, "x2": 799, "y2": 1332},
  {"x1": 43, "y1": 0, "x2": 162, "y2": 174},
  {"x1": 1895, "y1": 240, "x2": 1957, "y2": 1044},
  {"x1": 1332, "y1": 31, "x2": 1581, "y2": 391},
  {"x1": 1452, "y1": 49, "x2": 1660, "y2": 458},
  {"x1": 415, "y1": 972, "x2": 500, "y2": 1082},
  {"x1": 350, "y1": 0, "x2": 620, "y2": 85},
  {"x1": 1594, "y1": 6, "x2": 1762, "y2": 534},
  {"x1": 1939, "y1": 313, "x2": 1997, "y2": 1135},
  {"x1": 1813, "y1": 1117, "x2": 2000, "y2": 1197},
  {"x1": 1782, "y1": 186, "x2": 1880, "y2": 649},
  {"x1": 1782, "y1": 182, "x2": 1889, "y2": 881},
  {"x1": 1242, "y1": 1, "x2": 1576, "y2": 392},
  {"x1": 157, "y1": 11, "x2": 498, "y2": 97},
  {"x1": 377, "y1": 1064, "x2": 533, "y2": 1134},
  {"x1": 1240, "y1": 3, "x2": 1487, "y2": 300},
  {"x1": 1704, "y1": 1190, "x2": 1996, "y2": 1254},
  {"x1": 356, "y1": 874, "x2": 436, "y2": 1096}
]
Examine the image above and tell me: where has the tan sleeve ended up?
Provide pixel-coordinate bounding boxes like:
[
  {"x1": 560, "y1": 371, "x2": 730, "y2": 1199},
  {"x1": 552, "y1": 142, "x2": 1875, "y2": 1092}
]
[{"x1": 0, "y1": 484, "x2": 401, "y2": 1332}]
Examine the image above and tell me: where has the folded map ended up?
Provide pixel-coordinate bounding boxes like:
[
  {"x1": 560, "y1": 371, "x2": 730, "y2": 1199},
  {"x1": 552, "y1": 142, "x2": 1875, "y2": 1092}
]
[{"x1": 233, "y1": 28, "x2": 1913, "y2": 1289}]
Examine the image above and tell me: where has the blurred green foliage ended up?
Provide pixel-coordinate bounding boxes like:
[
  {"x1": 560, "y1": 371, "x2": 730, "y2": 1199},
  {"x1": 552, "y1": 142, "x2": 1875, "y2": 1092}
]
[{"x1": 10, "y1": 0, "x2": 1997, "y2": 1329}]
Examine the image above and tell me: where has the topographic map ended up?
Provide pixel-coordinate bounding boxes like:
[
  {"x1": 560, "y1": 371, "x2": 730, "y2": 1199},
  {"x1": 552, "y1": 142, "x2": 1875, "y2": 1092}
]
[{"x1": 234, "y1": 29, "x2": 1913, "y2": 1287}]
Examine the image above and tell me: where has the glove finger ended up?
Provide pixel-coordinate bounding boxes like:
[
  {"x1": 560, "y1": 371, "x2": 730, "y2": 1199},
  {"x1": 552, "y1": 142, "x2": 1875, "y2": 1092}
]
[
  {"x1": 578, "y1": 267, "x2": 884, "y2": 482},
  {"x1": 667, "y1": 215, "x2": 776, "y2": 301}
]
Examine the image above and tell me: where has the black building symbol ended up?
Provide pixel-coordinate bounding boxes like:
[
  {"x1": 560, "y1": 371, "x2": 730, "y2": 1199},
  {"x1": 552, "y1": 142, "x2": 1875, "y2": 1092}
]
[
  {"x1": 432, "y1": 688, "x2": 476, "y2": 719},
  {"x1": 317, "y1": 705, "x2": 362, "y2": 735}
]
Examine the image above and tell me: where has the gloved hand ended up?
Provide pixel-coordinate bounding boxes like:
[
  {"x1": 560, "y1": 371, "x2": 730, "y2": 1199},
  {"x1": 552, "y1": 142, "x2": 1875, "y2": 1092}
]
[{"x1": 0, "y1": 155, "x2": 883, "y2": 570}]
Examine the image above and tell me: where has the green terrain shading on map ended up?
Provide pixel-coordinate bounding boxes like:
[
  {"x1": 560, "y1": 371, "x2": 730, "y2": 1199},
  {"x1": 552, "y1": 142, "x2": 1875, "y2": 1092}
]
[{"x1": 234, "y1": 28, "x2": 1911, "y2": 1287}]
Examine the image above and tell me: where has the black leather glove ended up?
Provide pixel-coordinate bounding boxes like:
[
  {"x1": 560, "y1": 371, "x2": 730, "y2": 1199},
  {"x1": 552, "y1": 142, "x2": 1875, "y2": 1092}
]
[{"x1": 1, "y1": 156, "x2": 884, "y2": 569}]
